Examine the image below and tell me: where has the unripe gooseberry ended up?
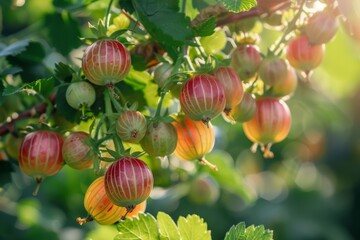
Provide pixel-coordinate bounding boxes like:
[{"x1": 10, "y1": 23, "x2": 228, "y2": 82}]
[
  {"x1": 65, "y1": 81, "x2": 96, "y2": 110},
  {"x1": 116, "y1": 111, "x2": 147, "y2": 143}
]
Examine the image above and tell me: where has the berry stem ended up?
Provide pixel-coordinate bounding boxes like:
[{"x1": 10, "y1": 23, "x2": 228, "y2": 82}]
[
  {"x1": 76, "y1": 215, "x2": 94, "y2": 225},
  {"x1": 198, "y1": 158, "x2": 218, "y2": 171},
  {"x1": 271, "y1": 0, "x2": 307, "y2": 56},
  {"x1": 154, "y1": 91, "x2": 167, "y2": 118},
  {"x1": 32, "y1": 177, "x2": 43, "y2": 196}
]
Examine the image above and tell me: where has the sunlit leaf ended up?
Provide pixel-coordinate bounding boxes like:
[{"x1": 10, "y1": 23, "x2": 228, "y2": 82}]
[
  {"x1": 157, "y1": 212, "x2": 181, "y2": 240},
  {"x1": 116, "y1": 213, "x2": 159, "y2": 240},
  {"x1": 219, "y1": 0, "x2": 257, "y2": 12},
  {"x1": 224, "y1": 222, "x2": 273, "y2": 240},
  {"x1": 178, "y1": 214, "x2": 211, "y2": 240}
]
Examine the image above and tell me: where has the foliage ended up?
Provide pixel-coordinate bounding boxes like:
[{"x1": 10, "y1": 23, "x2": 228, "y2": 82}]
[{"x1": 1, "y1": 0, "x2": 360, "y2": 239}]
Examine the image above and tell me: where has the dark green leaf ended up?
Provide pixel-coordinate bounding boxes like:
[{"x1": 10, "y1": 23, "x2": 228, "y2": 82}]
[
  {"x1": 218, "y1": 0, "x2": 257, "y2": 12},
  {"x1": 0, "y1": 161, "x2": 14, "y2": 186},
  {"x1": 6, "y1": 42, "x2": 48, "y2": 83},
  {"x1": 132, "y1": 0, "x2": 194, "y2": 47},
  {"x1": 54, "y1": 62, "x2": 75, "y2": 82},
  {"x1": 0, "y1": 40, "x2": 30, "y2": 57},
  {"x1": 44, "y1": 12, "x2": 83, "y2": 55},
  {"x1": 192, "y1": 17, "x2": 216, "y2": 37},
  {"x1": 119, "y1": 0, "x2": 135, "y2": 13},
  {"x1": 224, "y1": 222, "x2": 273, "y2": 240}
]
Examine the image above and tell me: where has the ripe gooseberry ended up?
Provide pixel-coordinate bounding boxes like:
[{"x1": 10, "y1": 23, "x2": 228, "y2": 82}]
[
  {"x1": 243, "y1": 97, "x2": 291, "y2": 158},
  {"x1": 180, "y1": 74, "x2": 225, "y2": 124},
  {"x1": 62, "y1": 131, "x2": 94, "y2": 170},
  {"x1": 18, "y1": 130, "x2": 64, "y2": 196},
  {"x1": 104, "y1": 157, "x2": 153, "y2": 210},
  {"x1": 231, "y1": 44, "x2": 262, "y2": 82},
  {"x1": 82, "y1": 39, "x2": 131, "y2": 86},
  {"x1": 172, "y1": 115, "x2": 217, "y2": 170}
]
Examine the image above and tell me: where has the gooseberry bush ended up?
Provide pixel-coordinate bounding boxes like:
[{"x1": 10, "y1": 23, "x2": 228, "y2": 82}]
[{"x1": 0, "y1": 0, "x2": 352, "y2": 239}]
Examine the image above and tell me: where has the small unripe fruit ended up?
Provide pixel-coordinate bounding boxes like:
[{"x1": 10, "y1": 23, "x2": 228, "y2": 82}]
[
  {"x1": 180, "y1": 74, "x2": 225, "y2": 124},
  {"x1": 226, "y1": 92, "x2": 256, "y2": 123},
  {"x1": 66, "y1": 81, "x2": 96, "y2": 109},
  {"x1": 231, "y1": 44, "x2": 262, "y2": 81},
  {"x1": 18, "y1": 130, "x2": 64, "y2": 195},
  {"x1": 153, "y1": 62, "x2": 174, "y2": 89},
  {"x1": 188, "y1": 174, "x2": 220, "y2": 205},
  {"x1": 62, "y1": 131, "x2": 94, "y2": 170},
  {"x1": 116, "y1": 111, "x2": 147, "y2": 143},
  {"x1": 82, "y1": 39, "x2": 131, "y2": 86},
  {"x1": 140, "y1": 121, "x2": 178, "y2": 157},
  {"x1": 270, "y1": 67, "x2": 298, "y2": 97},
  {"x1": 259, "y1": 57, "x2": 289, "y2": 86},
  {"x1": 105, "y1": 157, "x2": 153, "y2": 208}
]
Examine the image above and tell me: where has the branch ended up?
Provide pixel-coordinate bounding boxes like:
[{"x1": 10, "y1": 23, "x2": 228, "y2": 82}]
[{"x1": 0, "y1": 94, "x2": 56, "y2": 136}]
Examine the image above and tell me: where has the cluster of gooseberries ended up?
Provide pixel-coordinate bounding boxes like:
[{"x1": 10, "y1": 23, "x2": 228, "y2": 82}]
[{"x1": 6, "y1": 0, "x2": 348, "y2": 226}]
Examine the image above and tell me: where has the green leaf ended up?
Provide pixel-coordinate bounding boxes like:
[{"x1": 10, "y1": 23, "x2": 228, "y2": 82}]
[
  {"x1": 116, "y1": 213, "x2": 159, "y2": 240},
  {"x1": 2, "y1": 78, "x2": 55, "y2": 98},
  {"x1": 192, "y1": 16, "x2": 216, "y2": 37},
  {"x1": 44, "y1": 12, "x2": 83, "y2": 55},
  {"x1": 54, "y1": 62, "x2": 75, "y2": 82},
  {"x1": 119, "y1": 0, "x2": 135, "y2": 13},
  {"x1": 132, "y1": 0, "x2": 194, "y2": 46},
  {"x1": 204, "y1": 150, "x2": 255, "y2": 203},
  {"x1": 0, "y1": 161, "x2": 14, "y2": 186},
  {"x1": 178, "y1": 214, "x2": 211, "y2": 240},
  {"x1": 157, "y1": 212, "x2": 180, "y2": 240},
  {"x1": 224, "y1": 222, "x2": 274, "y2": 240},
  {"x1": 124, "y1": 67, "x2": 151, "y2": 90},
  {"x1": 0, "y1": 40, "x2": 30, "y2": 57},
  {"x1": 218, "y1": 0, "x2": 257, "y2": 12}
]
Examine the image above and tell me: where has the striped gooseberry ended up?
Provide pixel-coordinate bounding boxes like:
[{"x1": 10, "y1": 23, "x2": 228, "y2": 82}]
[
  {"x1": 259, "y1": 57, "x2": 289, "y2": 86},
  {"x1": 270, "y1": 67, "x2": 298, "y2": 98},
  {"x1": 104, "y1": 157, "x2": 153, "y2": 210},
  {"x1": 82, "y1": 39, "x2": 131, "y2": 86},
  {"x1": 116, "y1": 111, "x2": 147, "y2": 143},
  {"x1": 286, "y1": 35, "x2": 325, "y2": 75},
  {"x1": 153, "y1": 62, "x2": 174, "y2": 89},
  {"x1": 77, "y1": 176, "x2": 124, "y2": 225},
  {"x1": 140, "y1": 121, "x2": 178, "y2": 157},
  {"x1": 212, "y1": 67, "x2": 244, "y2": 115},
  {"x1": 18, "y1": 130, "x2": 64, "y2": 196},
  {"x1": 62, "y1": 131, "x2": 94, "y2": 170},
  {"x1": 172, "y1": 115, "x2": 217, "y2": 170},
  {"x1": 224, "y1": 92, "x2": 256, "y2": 123},
  {"x1": 304, "y1": 8, "x2": 339, "y2": 45},
  {"x1": 180, "y1": 74, "x2": 225, "y2": 124},
  {"x1": 243, "y1": 97, "x2": 291, "y2": 158},
  {"x1": 230, "y1": 44, "x2": 262, "y2": 81}
]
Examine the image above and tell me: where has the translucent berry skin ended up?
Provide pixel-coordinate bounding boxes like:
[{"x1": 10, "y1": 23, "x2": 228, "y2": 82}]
[
  {"x1": 104, "y1": 157, "x2": 153, "y2": 207},
  {"x1": 140, "y1": 122, "x2": 178, "y2": 157},
  {"x1": 243, "y1": 97, "x2": 291, "y2": 144},
  {"x1": 270, "y1": 67, "x2": 298, "y2": 97},
  {"x1": 286, "y1": 35, "x2": 325, "y2": 73},
  {"x1": 259, "y1": 57, "x2": 289, "y2": 86},
  {"x1": 180, "y1": 74, "x2": 225, "y2": 123},
  {"x1": 212, "y1": 67, "x2": 244, "y2": 113},
  {"x1": 19, "y1": 130, "x2": 64, "y2": 179},
  {"x1": 62, "y1": 131, "x2": 94, "y2": 170},
  {"x1": 231, "y1": 44, "x2": 262, "y2": 81},
  {"x1": 304, "y1": 9, "x2": 339, "y2": 45},
  {"x1": 173, "y1": 116, "x2": 215, "y2": 161},
  {"x1": 230, "y1": 92, "x2": 257, "y2": 123},
  {"x1": 153, "y1": 62, "x2": 174, "y2": 89},
  {"x1": 83, "y1": 176, "x2": 124, "y2": 225},
  {"x1": 116, "y1": 111, "x2": 147, "y2": 143},
  {"x1": 82, "y1": 39, "x2": 131, "y2": 86},
  {"x1": 65, "y1": 81, "x2": 96, "y2": 109}
]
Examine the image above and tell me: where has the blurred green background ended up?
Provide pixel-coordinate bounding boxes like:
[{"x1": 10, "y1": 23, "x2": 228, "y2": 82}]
[{"x1": 1, "y1": 0, "x2": 360, "y2": 240}]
